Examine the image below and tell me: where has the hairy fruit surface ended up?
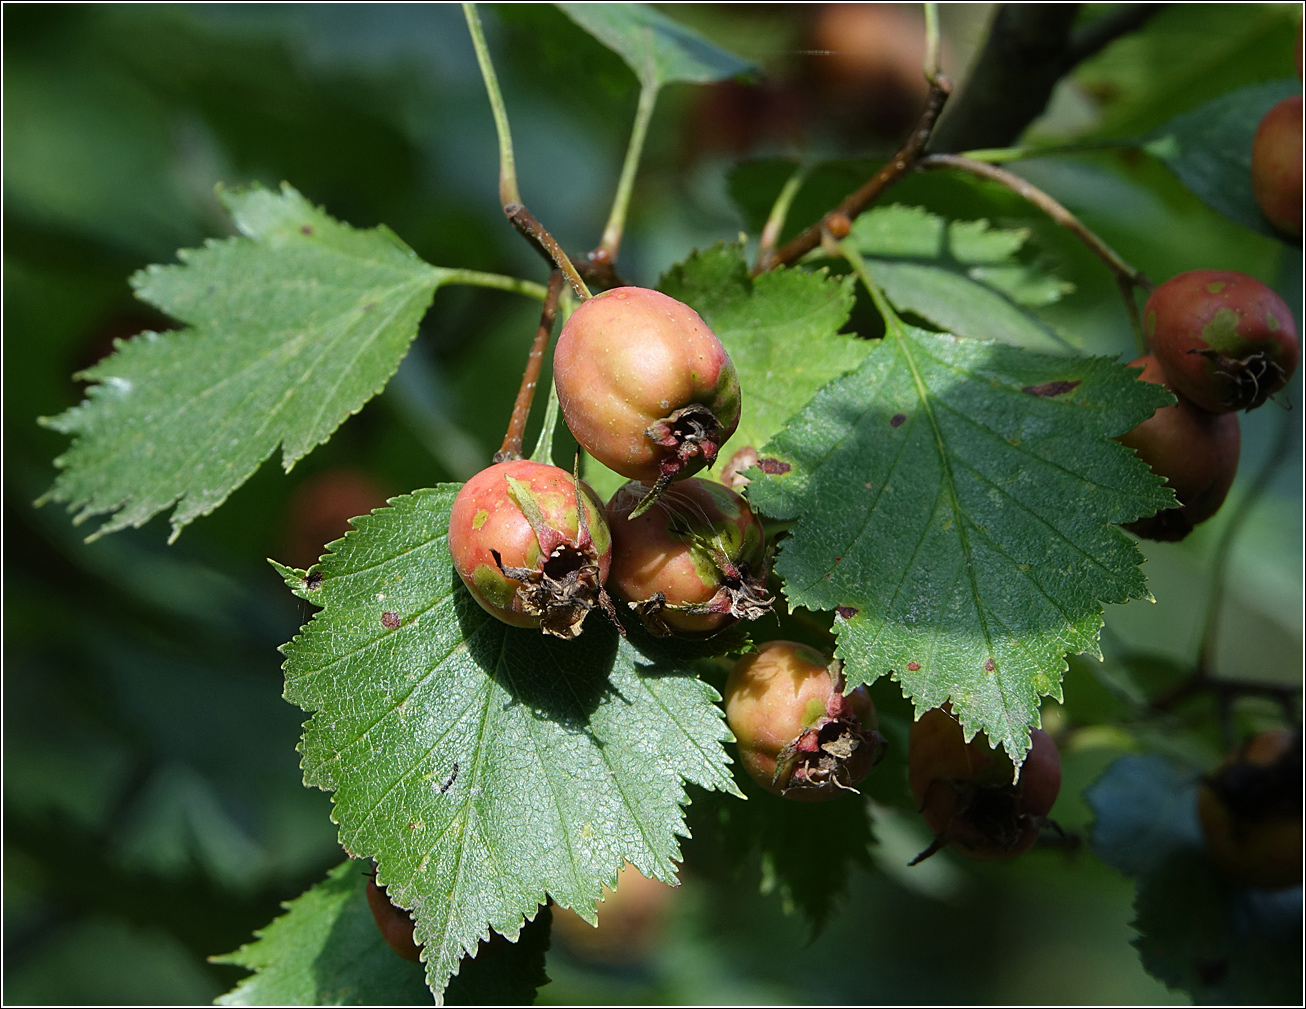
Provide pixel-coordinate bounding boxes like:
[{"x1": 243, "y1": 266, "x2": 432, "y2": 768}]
[
  {"x1": 448, "y1": 459, "x2": 614, "y2": 639},
  {"x1": 1145, "y1": 270, "x2": 1299, "y2": 413},
  {"x1": 1198, "y1": 729, "x2": 1302, "y2": 890},
  {"x1": 1118, "y1": 355, "x2": 1240, "y2": 542},
  {"x1": 725, "y1": 640, "x2": 885, "y2": 801},
  {"x1": 606, "y1": 478, "x2": 771, "y2": 635},
  {"x1": 366, "y1": 874, "x2": 423, "y2": 963},
  {"x1": 554, "y1": 287, "x2": 741, "y2": 492},
  {"x1": 908, "y1": 706, "x2": 1061, "y2": 862},
  {"x1": 1251, "y1": 94, "x2": 1303, "y2": 238}
]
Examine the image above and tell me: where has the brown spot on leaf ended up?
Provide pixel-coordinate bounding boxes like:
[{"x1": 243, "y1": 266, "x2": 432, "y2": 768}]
[
  {"x1": 836, "y1": 606, "x2": 858, "y2": 620},
  {"x1": 1022, "y1": 380, "x2": 1080, "y2": 398},
  {"x1": 300, "y1": 224, "x2": 314, "y2": 235},
  {"x1": 833, "y1": 556, "x2": 842, "y2": 564},
  {"x1": 890, "y1": 413, "x2": 907, "y2": 428},
  {"x1": 984, "y1": 658, "x2": 996, "y2": 672},
  {"x1": 305, "y1": 570, "x2": 324, "y2": 591},
  {"x1": 758, "y1": 457, "x2": 791, "y2": 475},
  {"x1": 863, "y1": 482, "x2": 872, "y2": 490},
  {"x1": 906, "y1": 661, "x2": 921, "y2": 672},
  {"x1": 362, "y1": 302, "x2": 377, "y2": 313},
  {"x1": 381, "y1": 611, "x2": 402, "y2": 629}
]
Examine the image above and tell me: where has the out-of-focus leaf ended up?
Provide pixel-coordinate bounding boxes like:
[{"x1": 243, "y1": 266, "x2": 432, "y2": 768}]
[
  {"x1": 747, "y1": 330, "x2": 1172, "y2": 762},
  {"x1": 1144, "y1": 79, "x2": 1301, "y2": 240},
  {"x1": 280, "y1": 485, "x2": 737, "y2": 1000},
  {"x1": 1086, "y1": 753, "x2": 1303, "y2": 1004},
  {"x1": 1070, "y1": 2, "x2": 1300, "y2": 140},
  {"x1": 40, "y1": 184, "x2": 446, "y2": 542},
  {"x1": 659, "y1": 244, "x2": 865, "y2": 469},
  {"x1": 555, "y1": 2, "x2": 754, "y2": 90}
]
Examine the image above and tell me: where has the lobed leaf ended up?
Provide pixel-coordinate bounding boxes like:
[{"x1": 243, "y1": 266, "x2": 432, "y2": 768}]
[
  {"x1": 746, "y1": 328, "x2": 1173, "y2": 763},
  {"x1": 1144, "y1": 79, "x2": 1302, "y2": 240},
  {"x1": 555, "y1": 2, "x2": 753, "y2": 91},
  {"x1": 659, "y1": 244, "x2": 866, "y2": 471},
  {"x1": 848, "y1": 205, "x2": 1074, "y2": 352},
  {"x1": 280, "y1": 485, "x2": 737, "y2": 1001},
  {"x1": 40, "y1": 183, "x2": 446, "y2": 541}
]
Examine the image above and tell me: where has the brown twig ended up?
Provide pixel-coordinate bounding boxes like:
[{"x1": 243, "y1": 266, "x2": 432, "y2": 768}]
[
  {"x1": 503, "y1": 203, "x2": 591, "y2": 300},
  {"x1": 917, "y1": 153, "x2": 1151, "y2": 341},
  {"x1": 760, "y1": 75, "x2": 953, "y2": 274},
  {"x1": 575, "y1": 249, "x2": 630, "y2": 292},
  {"x1": 495, "y1": 270, "x2": 564, "y2": 462}
]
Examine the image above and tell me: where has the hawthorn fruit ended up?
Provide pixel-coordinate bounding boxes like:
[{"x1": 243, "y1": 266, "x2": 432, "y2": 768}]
[
  {"x1": 1117, "y1": 355, "x2": 1240, "y2": 542},
  {"x1": 1144, "y1": 269, "x2": 1299, "y2": 413},
  {"x1": 908, "y1": 706, "x2": 1061, "y2": 862},
  {"x1": 724, "y1": 640, "x2": 885, "y2": 801},
  {"x1": 606, "y1": 478, "x2": 771, "y2": 636},
  {"x1": 1198, "y1": 728, "x2": 1302, "y2": 890},
  {"x1": 366, "y1": 873, "x2": 423, "y2": 963},
  {"x1": 448, "y1": 459, "x2": 614, "y2": 639},
  {"x1": 553, "y1": 287, "x2": 741, "y2": 492},
  {"x1": 1251, "y1": 94, "x2": 1303, "y2": 238}
]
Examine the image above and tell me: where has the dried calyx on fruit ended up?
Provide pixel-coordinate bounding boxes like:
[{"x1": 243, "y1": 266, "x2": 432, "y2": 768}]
[
  {"x1": 1118, "y1": 354, "x2": 1240, "y2": 542},
  {"x1": 1198, "y1": 728, "x2": 1303, "y2": 890},
  {"x1": 1145, "y1": 270, "x2": 1299, "y2": 413},
  {"x1": 725, "y1": 640, "x2": 886, "y2": 801},
  {"x1": 448, "y1": 459, "x2": 617, "y2": 639},
  {"x1": 553, "y1": 287, "x2": 741, "y2": 513},
  {"x1": 606, "y1": 478, "x2": 772, "y2": 636},
  {"x1": 908, "y1": 706, "x2": 1061, "y2": 863},
  {"x1": 366, "y1": 872, "x2": 423, "y2": 963}
]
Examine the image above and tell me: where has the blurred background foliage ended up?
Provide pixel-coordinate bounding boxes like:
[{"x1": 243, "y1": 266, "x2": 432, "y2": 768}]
[{"x1": 3, "y1": 3, "x2": 1300, "y2": 1004}]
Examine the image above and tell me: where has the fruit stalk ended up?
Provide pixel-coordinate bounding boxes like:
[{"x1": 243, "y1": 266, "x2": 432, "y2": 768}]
[{"x1": 497, "y1": 270, "x2": 565, "y2": 463}]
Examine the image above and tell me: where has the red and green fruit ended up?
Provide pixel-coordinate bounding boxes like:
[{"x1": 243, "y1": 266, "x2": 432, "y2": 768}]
[
  {"x1": 1198, "y1": 729, "x2": 1302, "y2": 890},
  {"x1": 1144, "y1": 269, "x2": 1299, "y2": 413},
  {"x1": 606, "y1": 478, "x2": 770, "y2": 635},
  {"x1": 1251, "y1": 94, "x2": 1303, "y2": 238},
  {"x1": 448, "y1": 459, "x2": 613, "y2": 639},
  {"x1": 724, "y1": 640, "x2": 885, "y2": 801},
  {"x1": 1118, "y1": 355, "x2": 1240, "y2": 542},
  {"x1": 908, "y1": 706, "x2": 1061, "y2": 862},
  {"x1": 366, "y1": 873, "x2": 423, "y2": 963},
  {"x1": 553, "y1": 287, "x2": 741, "y2": 488}
]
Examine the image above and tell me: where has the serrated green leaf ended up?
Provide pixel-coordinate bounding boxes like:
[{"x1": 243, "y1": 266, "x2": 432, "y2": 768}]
[
  {"x1": 1144, "y1": 79, "x2": 1301, "y2": 240},
  {"x1": 39, "y1": 183, "x2": 446, "y2": 541},
  {"x1": 213, "y1": 860, "x2": 433, "y2": 1006},
  {"x1": 746, "y1": 329, "x2": 1173, "y2": 763},
  {"x1": 281, "y1": 485, "x2": 737, "y2": 1001},
  {"x1": 848, "y1": 207, "x2": 1073, "y2": 352},
  {"x1": 555, "y1": 2, "x2": 753, "y2": 91},
  {"x1": 658, "y1": 244, "x2": 866, "y2": 467}
]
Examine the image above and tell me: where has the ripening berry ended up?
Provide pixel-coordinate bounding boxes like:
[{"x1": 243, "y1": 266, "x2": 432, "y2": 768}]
[
  {"x1": 553, "y1": 288, "x2": 741, "y2": 493},
  {"x1": 606, "y1": 478, "x2": 771, "y2": 636},
  {"x1": 908, "y1": 706, "x2": 1061, "y2": 862},
  {"x1": 1118, "y1": 355, "x2": 1240, "y2": 542},
  {"x1": 1145, "y1": 270, "x2": 1299, "y2": 413},
  {"x1": 366, "y1": 873, "x2": 423, "y2": 963},
  {"x1": 1198, "y1": 729, "x2": 1302, "y2": 890},
  {"x1": 1251, "y1": 95, "x2": 1303, "y2": 238},
  {"x1": 448, "y1": 460, "x2": 613, "y2": 639},
  {"x1": 725, "y1": 640, "x2": 885, "y2": 801}
]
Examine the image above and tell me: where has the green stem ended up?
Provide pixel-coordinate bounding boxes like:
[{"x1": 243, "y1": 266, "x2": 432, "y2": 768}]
[
  {"x1": 959, "y1": 141, "x2": 1134, "y2": 164},
  {"x1": 463, "y1": 2, "x2": 520, "y2": 206},
  {"x1": 530, "y1": 290, "x2": 577, "y2": 464},
  {"x1": 923, "y1": 3, "x2": 942, "y2": 82},
  {"x1": 441, "y1": 268, "x2": 549, "y2": 301},
  {"x1": 837, "y1": 240, "x2": 907, "y2": 338},
  {"x1": 753, "y1": 164, "x2": 809, "y2": 273},
  {"x1": 597, "y1": 82, "x2": 660, "y2": 262}
]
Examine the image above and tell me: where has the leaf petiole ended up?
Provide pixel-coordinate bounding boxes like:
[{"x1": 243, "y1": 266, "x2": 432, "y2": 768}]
[{"x1": 596, "y1": 81, "x2": 660, "y2": 263}]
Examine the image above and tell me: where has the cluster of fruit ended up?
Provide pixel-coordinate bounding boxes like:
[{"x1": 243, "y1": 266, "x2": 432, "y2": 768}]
[
  {"x1": 723, "y1": 640, "x2": 1061, "y2": 861},
  {"x1": 1120, "y1": 270, "x2": 1298, "y2": 541},
  {"x1": 449, "y1": 287, "x2": 771, "y2": 641}
]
